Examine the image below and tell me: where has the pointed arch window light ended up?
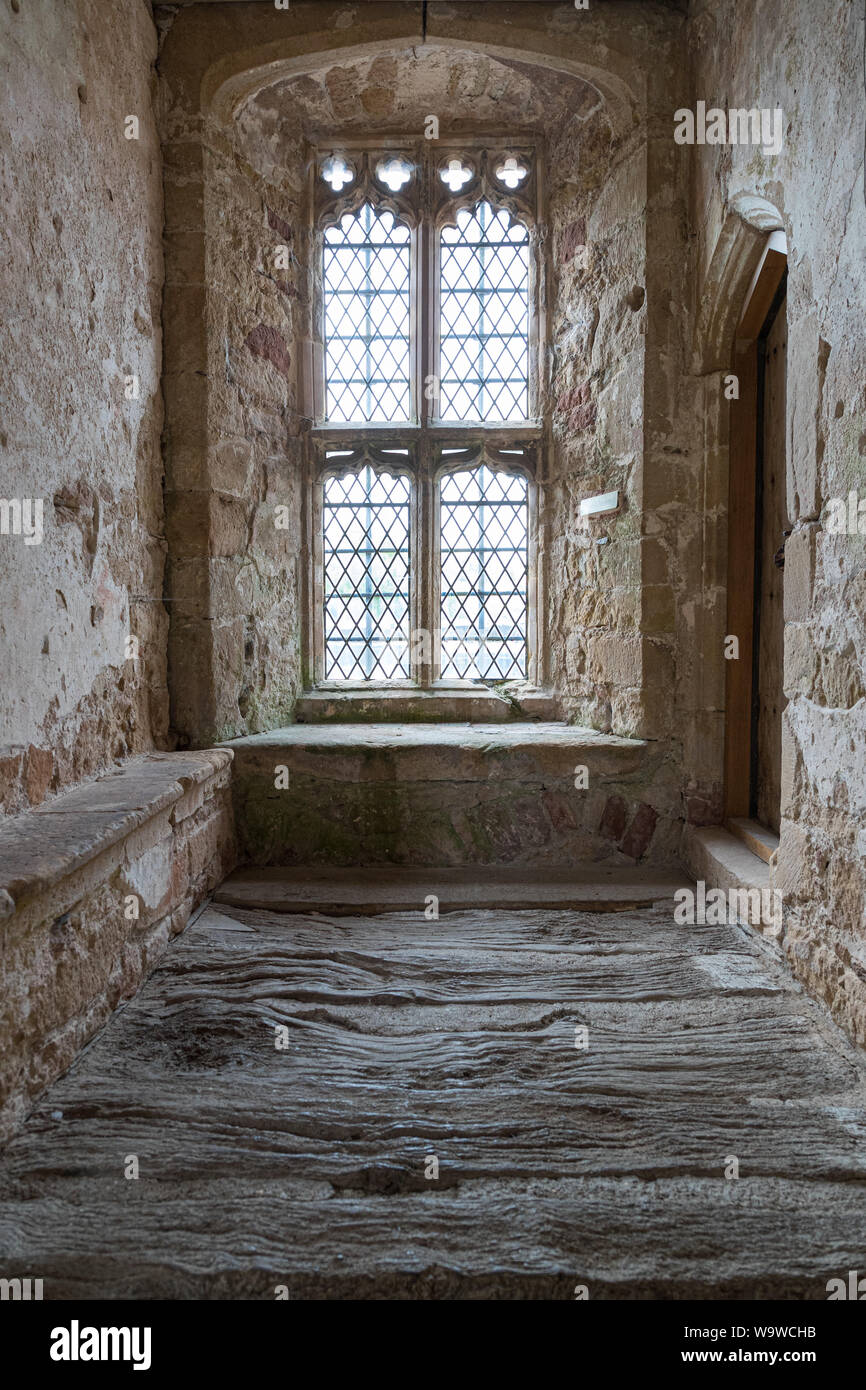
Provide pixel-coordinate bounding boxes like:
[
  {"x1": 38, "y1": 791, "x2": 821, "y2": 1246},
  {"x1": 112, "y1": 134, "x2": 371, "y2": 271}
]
[
  {"x1": 321, "y1": 155, "x2": 354, "y2": 192},
  {"x1": 323, "y1": 204, "x2": 411, "y2": 423},
  {"x1": 439, "y1": 201, "x2": 530, "y2": 421}
]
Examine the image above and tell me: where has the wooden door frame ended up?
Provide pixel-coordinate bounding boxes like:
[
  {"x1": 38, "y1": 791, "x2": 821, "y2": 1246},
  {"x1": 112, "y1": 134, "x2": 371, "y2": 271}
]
[{"x1": 723, "y1": 233, "x2": 788, "y2": 819}]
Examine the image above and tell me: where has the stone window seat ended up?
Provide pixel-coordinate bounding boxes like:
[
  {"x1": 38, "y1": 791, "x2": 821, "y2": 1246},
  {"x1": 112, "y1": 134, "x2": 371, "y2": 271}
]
[
  {"x1": 226, "y1": 723, "x2": 678, "y2": 870},
  {"x1": 0, "y1": 750, "x2": 235, "y2": 1142}
]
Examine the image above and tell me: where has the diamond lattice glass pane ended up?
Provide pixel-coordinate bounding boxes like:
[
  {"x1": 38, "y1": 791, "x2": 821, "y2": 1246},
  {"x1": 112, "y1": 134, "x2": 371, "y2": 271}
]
[
  {"x1": 324, "y1": 204, "x2": 411, "y2": 424},
  {"x1": 439, "y1": 202, "x2": 529, "y2": 423},
  {"x1": 323, "y1": 467, "x2": 412, "y2": 679},
  {"x1": 439, "y1": 465, "x2": 527, "y2": 680}
]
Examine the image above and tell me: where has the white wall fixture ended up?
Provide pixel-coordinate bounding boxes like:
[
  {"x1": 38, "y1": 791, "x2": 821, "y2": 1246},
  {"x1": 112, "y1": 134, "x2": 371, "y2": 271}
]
[{"x1": 580, "y1": 490, "x2": 619, "y2": 517}]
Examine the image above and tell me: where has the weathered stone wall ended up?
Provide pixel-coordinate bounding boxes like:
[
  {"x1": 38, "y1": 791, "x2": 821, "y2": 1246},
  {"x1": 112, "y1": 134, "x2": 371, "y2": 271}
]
[
  {"x1": 0, "y1": 0, "x2": 167, "y2": 815},
  {"x1": 543, "y1": 4, "x2": 701, "y2": 832},
  {"x1": 688, "y1": 0, "x2": 866, "y2": 1042},
  {"x1": 0, "y1": 749, "x2": 235, "y2": 1143},
  {"x1": 545, "y1": 55, "x2": 647, "y2": 729},
  {"x1": 162, "y1": 89, "x2": 304, "y2": 745}
]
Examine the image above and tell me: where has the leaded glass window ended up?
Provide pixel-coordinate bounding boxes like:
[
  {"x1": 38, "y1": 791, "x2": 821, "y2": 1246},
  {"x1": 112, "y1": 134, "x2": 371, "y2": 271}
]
[
  {"x1": 439, "y1": 466, "x2": 528, "y2": 679},
  {"x1": 323, "y1": 467, "x2": 411, "y2": 679},
  {"x1": 323, "y1": 204, "x2": 411, "y2": 424},
  {"x1": 439, "y1": 203, "x2": 530, "y2": 423},
  {"x1": 309, "y1": 144, "x2": 543, "y2": 688}
]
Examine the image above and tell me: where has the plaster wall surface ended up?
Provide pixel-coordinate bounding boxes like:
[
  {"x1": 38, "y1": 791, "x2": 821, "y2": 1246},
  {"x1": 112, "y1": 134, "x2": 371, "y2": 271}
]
[{"x1": 0, "y1": 0, "x2": 167, "y2": 817}]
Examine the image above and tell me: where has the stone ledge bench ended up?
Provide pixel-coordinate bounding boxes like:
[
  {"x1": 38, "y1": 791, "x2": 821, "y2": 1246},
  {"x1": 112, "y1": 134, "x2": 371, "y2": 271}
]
[
  {"x1": 0, "y1": 750, "x2": 235, "y2": 1143},
  {"x1": 226, "y1": 723, "x2": 680, "y2": 869}
]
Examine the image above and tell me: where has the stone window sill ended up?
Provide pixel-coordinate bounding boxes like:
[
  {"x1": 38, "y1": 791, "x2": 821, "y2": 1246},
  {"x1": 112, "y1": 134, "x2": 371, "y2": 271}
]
[{"x1": 295, "y1": 683, "x2": 562, "y2": 724}]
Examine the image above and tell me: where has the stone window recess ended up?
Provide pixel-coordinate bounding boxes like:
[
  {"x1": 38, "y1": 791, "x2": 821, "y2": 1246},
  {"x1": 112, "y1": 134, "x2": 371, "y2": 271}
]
[{"x1": 303, "y1": 142, "x2": 545, "y2": 690}]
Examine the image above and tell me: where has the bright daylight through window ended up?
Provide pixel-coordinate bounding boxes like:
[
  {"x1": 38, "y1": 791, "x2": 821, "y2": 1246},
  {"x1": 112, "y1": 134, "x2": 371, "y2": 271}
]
[{"x1": 313, "y1": 145, "x2": 538, "y2": 686}]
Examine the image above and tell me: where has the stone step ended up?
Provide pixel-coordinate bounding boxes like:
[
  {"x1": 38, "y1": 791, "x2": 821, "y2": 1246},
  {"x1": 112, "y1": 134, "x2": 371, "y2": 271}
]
[
  {"x1": 683, "y1": 825, "x2": 771, "y2": 896},
  {"x1": 224, "y1": 722, "x2": 678, "y2": 868},
  {"x1": 215, "y1": 865, "x2": 693, "y2": 915},
  {"x1": 726, "y1": 816, "x2": 779, "y2": 864}
]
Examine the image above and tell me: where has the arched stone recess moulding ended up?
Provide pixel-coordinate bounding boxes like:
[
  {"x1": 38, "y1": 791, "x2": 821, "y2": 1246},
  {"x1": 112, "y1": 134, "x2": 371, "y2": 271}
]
[
  {"x1": 200, "y1": 6, "x2": 638, "y2": 138},
  {"x1": 688, "y1": 193, "x2": 789, "y2": 835},
  {"x1": 693, "y1": 194, "x2": 786, "y2": 376},
  {"x1": 159, "y1": 1, "x2": 670, "y2": 751}
]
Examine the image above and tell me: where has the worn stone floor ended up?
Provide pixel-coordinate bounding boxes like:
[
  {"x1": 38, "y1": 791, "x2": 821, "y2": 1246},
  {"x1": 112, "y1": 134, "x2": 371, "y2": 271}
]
[{"x1": 2, "y1": 885, "x2": 866, "y2": 1299}]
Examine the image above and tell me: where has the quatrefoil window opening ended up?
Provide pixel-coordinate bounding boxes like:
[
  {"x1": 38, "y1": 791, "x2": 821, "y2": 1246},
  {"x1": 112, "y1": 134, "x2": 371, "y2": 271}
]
[
  {"x1": 495, "y1": 156, "x2": 528, "y2": 190},
  {"x1": 375, "y1": 157, "x2": 414, "y2": 192},
  {"x1": 321, "y1": 155, "x2": 354, "y2": 192},
  {"x1": 320, "y1": 152, "x2": 527, "y2": 199},
  {"x1": 440, "y1": 158, "x2": 474, "y2": 193}
]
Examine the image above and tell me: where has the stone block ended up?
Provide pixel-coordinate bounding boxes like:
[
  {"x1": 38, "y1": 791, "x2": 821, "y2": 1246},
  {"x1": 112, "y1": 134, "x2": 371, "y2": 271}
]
[
  {"x1": 167, "y1": 557, "x2": 210, "y2": 620},
  {"x1": 162, "y1": 372, "x2": 208, "y2": 456},
  {"x1": 783, "y1": 524, "x2": 816, "y2": 622},
  {"x1": 642, "y1": 584, "x2": 675, "y2": 633},
  {"x1": 162, "y1": 285, "x2": 207, "y2": 369},
  {"x1": 224, "y1": 725, "x2": 668, "y2": 870},
  {"x1": 210, "y1": 493, "x2": 251, "y2": 558},
  {"x1": 22, "y1": 745, "x2": 54, "y2": 806},
  {"x1": 773, "y1": 817, "x2": 812, "y2": 899},
  {"x1": 122, "y1": 835, "x2": 173, "y2": 919},
  {"x1": 163, "y1": 230, "x2": 206, "y2": 287},
  {"x1": 186, "y1": 801, "x2": 235, "y2": 885},
  {"x1": 585, "y1": 633, "x2": 641, "y2": 687},
  {"x1": 621, "y1": 803, "x2": 658, "y2": 860},
  {"x1": 641, "y1": 537, "x2": 670, "y2": 585},
  {"x1": 780, "y1": 708, "x2": 800, "y2": 819},
  {"x1": 209, "y1": 439, "x2": 256, "y2": 498},
  {"x1": 783, "y1": 623, "x2": 818, "y2": 697},
  {"x1": 599, "y1": 794, "x2": 628, "y2": 840},
  {"x1": 165, "y1": 445, "x2": 207, "y2": 491},
  {"x1": 165, "y1": 489, "x2": 209, "y2": 558},
  {"x1": 163, "y1": 173, "x2": 204, "y2": 234},
  {"x1": 169, "y1": 618, "x2": 216, "y2": 740},
  {"x1": 641, "y1": 637, "x2": 676, "y2": 689},
  {"x1": 787, "y1": 313, "x2": 822, "y2": 520}
]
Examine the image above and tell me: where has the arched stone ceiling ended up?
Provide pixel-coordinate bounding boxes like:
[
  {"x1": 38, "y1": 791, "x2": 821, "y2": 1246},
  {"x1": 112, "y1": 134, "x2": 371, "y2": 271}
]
[
  {"x1": 182, "y1": 5, "x2": 640, "y2": 137},
  {"x1": 244, "y1": 46, "x2": 605, "y2": 137}
]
